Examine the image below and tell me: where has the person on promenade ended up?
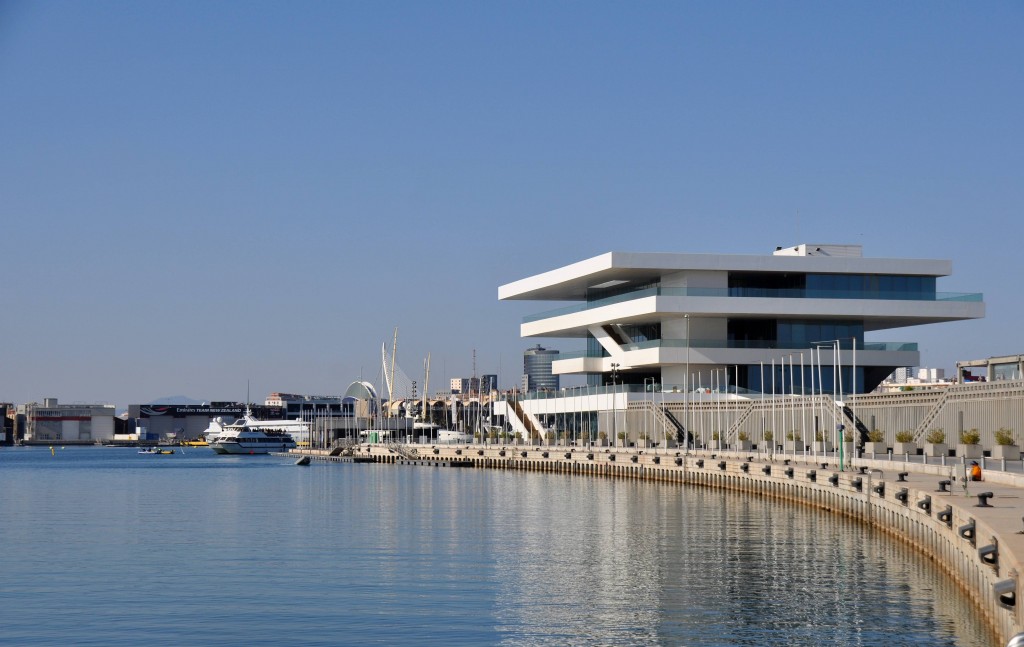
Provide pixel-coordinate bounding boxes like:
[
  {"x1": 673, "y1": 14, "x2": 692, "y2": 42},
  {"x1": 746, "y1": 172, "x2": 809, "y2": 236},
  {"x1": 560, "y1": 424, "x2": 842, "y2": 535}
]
[{"x1": 970, "y1": 461, "x2": 982, "y2": 481}]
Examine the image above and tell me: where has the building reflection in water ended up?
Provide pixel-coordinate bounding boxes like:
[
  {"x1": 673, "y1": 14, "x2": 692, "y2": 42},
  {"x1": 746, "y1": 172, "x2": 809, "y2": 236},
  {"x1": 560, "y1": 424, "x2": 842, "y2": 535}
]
[{"x1": 486, "y1": 474, "x2": 994, "y2": 647}]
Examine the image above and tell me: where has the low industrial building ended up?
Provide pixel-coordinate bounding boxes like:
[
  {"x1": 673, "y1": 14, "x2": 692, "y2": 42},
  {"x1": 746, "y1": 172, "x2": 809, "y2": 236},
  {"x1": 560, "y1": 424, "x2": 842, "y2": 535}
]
[
  {"x1": 128, "y1": 402, "x2": 285, "y2": 443},
  {"x1": 19, "y1": 398, "x2": 116, "y2": 445}
]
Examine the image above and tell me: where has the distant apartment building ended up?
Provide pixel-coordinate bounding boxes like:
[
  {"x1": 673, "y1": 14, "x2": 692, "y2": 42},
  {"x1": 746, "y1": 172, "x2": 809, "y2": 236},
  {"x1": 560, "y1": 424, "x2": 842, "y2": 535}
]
[
  {"x1": 918, "y1": 367, "x2": 946, "y2": 382},
  {"x1": 20, "y1": 398, "x2": 116, "y2": 444},
  {"x1": 890, "y1": 366, "x2": 916, "y2": 384},
  {"x1": 523, "y1": 344, "x2": 559, "y2": 392},
  {"x1": 481, "y1": 374, "x2": 498, "y2": 393},
  {"x1": 450, "y1": 378, "x2": 477, "y2": 395},
  {"x1": 884, "y1": 366, "x2": 946, "y2": 385},
  {"x1": 450, "y1": 375, "x2": 497, "y2": 395},
  {"x1": 1, "y1": 403, "x2": 12, "y2": 445}
]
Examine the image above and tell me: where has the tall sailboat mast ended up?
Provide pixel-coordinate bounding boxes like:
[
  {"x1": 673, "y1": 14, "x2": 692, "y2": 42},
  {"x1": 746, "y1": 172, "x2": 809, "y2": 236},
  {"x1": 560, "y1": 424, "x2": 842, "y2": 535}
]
[
  {"x1": 422, "y1": 353, "x2": 430, "y2": 425},
  {"x1": 382, "y1": 327, "x2": 399, "y2": 419}
]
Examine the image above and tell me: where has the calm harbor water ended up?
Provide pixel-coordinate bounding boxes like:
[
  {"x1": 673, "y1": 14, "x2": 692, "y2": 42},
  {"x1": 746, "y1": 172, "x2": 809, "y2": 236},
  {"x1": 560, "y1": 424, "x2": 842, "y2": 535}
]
[{"x1": 0, "y1": 446, "x2": 997, "y2": 646}]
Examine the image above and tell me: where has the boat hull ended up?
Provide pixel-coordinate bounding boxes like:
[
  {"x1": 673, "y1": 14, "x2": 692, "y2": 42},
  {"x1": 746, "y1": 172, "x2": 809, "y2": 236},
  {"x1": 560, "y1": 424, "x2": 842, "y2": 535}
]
[{"x1": 210, "y1": 440, "x2": 296, "y2": 455}]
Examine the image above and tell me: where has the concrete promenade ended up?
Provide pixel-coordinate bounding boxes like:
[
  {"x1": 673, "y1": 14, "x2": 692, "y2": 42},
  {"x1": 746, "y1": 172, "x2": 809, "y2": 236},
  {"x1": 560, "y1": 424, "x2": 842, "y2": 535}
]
[{"x1": 293, "y1": 443, "x2": 1024, "y2": 645}]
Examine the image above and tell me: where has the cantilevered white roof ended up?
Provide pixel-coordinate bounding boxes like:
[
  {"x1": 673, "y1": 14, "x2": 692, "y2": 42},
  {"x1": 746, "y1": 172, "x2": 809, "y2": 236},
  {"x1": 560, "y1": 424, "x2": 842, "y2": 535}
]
[{"x1": 499, "y1": 249, "x2": 953, "y2": 301}]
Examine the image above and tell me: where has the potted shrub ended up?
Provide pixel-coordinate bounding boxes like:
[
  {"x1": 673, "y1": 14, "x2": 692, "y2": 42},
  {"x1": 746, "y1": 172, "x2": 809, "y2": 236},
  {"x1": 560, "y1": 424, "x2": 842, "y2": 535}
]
[
  {"x1": 992, "y1": 427, "x2": 1020, "y2": 460},
  {"x1": 514, "y1": 431, "x2": 524, "y2": 445},
  {"x1": 638, "y1": 432, "x2": 652, "y2": 448},
  {"x1": 893, "y1": 430, "x2": 917, "y2": 455},
  {"x1": 813, "y1": 430, "x2": 832, "y2": 453},
  {"x1": 957, "y1": 428, "x2": 982, "y2": 459},
  {"x1": 924, "y1": 429, "x2": 947, "y2": 457},
  {"x1": 865, "y1": 429, "x2": 888, "y2": 456},
  {"x1": 733, "y1": 431, "x2": 752, "y2": 451},
  {"x1": 784, "y1": 430, "x2": 802, "y2": 452},
  {"x1": 597, "y1": 431, "x2": 608, "y2": 447},
  {"x1": 711, "y1": 431, "x2": 722, "y2": 450},
  {"x1": 617, "y1": 431, "x2": 627, "y2": 447},
  {"x1": 841, "y1": 429, "x2": 856, "y2": 458},
  {"x1": 762, "y1": 430, "x2": 774, "y2": 452}
]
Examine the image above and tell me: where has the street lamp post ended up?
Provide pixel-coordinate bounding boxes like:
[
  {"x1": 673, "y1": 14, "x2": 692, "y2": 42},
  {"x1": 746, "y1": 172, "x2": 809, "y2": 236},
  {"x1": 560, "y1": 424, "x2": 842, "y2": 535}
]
[
  {"x1": 644, "y1": 377, "x2": 656, "y2": 448},
  {"x1": 684, "y1": 313, "x2": 690, "y2": 452},
  {"x1": 611, "y1": 363, "x2": 620, "y2": 448},
  {"x1": 812, "y1": 339, "x2": 844, "y2": 469}
]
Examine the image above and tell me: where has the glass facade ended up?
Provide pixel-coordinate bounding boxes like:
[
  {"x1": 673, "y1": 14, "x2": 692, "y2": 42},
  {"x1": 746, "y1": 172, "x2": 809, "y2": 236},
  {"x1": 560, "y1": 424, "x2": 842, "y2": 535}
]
[
  {"x1": 524, "y1": 345, "x2": 560, "y2": 391},
  {"x1": 741, "y1": 364, "x2": 864, "y2": 396},
  {"x1": 992, "y1": 363, "x2": 1023, "y2": 381},
  {"x1": 547, "y1": 271, "x2": 947, "y2": 395},
  {"x1": 729, "y1": 319, "x2": 864, "y2": 349},
  {"x1": 586, "y1": 280, "x2": 660, "y2": 303},
  {"x1": 729, "y1": 272, "x2": 937, "y2": 300}
]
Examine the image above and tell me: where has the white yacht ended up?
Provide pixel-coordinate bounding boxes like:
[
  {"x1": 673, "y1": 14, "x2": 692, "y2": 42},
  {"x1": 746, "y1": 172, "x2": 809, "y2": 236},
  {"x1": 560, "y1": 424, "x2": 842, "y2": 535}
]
[{"x1": 208, "y1": 414, "x2": 305, "y2": 455}]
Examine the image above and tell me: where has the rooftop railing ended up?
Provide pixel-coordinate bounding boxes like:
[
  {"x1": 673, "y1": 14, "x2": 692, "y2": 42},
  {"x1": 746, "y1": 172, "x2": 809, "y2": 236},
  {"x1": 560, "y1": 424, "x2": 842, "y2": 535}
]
[
  {"x1": 551, "y1": 339, "x2": 917, "y2": 360},
  {"x1": 522, "y1": 287, "x2": 983, "y2": 323},
  {"x1": 514, "y1": 383, "x2": 780, "y2": 400}
]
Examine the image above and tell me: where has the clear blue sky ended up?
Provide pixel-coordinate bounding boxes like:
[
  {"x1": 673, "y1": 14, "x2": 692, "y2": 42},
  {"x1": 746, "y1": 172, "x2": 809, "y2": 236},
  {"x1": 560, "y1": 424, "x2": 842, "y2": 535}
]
[{"x1": 1, "y1": 1, "x2": 1021, "y2": 407}]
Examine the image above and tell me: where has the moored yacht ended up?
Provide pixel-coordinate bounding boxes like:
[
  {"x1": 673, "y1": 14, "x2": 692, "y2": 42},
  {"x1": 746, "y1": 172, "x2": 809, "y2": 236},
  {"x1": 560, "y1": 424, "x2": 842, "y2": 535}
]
[{"x1": 208, "y1": 413, "x2": 304, "y2": 454}]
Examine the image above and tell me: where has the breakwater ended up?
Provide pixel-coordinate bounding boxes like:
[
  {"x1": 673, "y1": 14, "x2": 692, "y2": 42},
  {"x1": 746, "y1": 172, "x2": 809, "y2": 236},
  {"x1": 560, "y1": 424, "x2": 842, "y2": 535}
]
[{"x1": 298, "y1": 443, "x2": 1024, "y2": 645}]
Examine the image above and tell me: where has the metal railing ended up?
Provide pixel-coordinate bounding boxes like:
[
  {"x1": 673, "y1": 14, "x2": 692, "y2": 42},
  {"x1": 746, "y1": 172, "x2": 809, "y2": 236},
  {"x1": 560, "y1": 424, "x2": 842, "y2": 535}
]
[
  {"x1": 523, "y1": 286, "x2": 983, "y2": 322},
  {"x1": 553, "y1": 339, "x2": 917, "y2": 360}
]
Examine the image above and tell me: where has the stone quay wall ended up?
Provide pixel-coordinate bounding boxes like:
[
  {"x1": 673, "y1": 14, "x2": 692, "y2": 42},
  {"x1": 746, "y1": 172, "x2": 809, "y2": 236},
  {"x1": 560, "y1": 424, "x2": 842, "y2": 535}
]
[{"x1": 305, "y1": 444, "x2": 1023, "y2": 645}]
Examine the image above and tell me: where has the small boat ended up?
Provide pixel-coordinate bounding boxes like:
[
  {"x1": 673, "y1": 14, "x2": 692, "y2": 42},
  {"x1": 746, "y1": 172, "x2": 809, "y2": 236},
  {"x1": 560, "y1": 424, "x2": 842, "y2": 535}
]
[{"x1": 138, "y1": 447, "x2": 175, "y2": 455}]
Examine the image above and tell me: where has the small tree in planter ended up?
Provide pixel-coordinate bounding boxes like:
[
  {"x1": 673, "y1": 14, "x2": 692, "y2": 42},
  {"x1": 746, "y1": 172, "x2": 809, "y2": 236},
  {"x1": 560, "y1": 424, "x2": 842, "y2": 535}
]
[
  {"x1": 514, "y1": 431, "x2": 524, "y2": 445},
  {"x1": 785, "y1": 430, "x2": 801, "y2": 452},
  {"x1": 865, "y1": 429, "x2": 887, "y2": 456},
  {"x1": 813, "y1": 430, "x2": 832, "y2": 452},
  {"x1": 924, "y1": 428, "x2": 947, "y2": 457},
  {"x1": 894, "y1": 430, "x2": 916, "y2": 455},
  {"x1": 762, "y1": 430, "x2": 774, "y2": 452},
  {"x1": 841, "y1": 429, "x2": 856, "y2": 458},
  {"x1": 638, "y1": 432, "x2": 651, "y2": 448},
  {"x1": 597, "y1": 431, "x2": 608, "y2": 447},
  {"x1": 712, "y1": 431, "x2": 722, "y2": 450},
  {"x1": 734, "y1": 431, "x2": 752, "y2": 451},
  {"x1": 992, "y1": 427, "x2": 1020, "y2": 460},
  {"x1": 617, "y1": 431, "x2": 627, "y2": 447},
  {"x1": 958, "y1": 429, "x2": 982, "y2": 459}
]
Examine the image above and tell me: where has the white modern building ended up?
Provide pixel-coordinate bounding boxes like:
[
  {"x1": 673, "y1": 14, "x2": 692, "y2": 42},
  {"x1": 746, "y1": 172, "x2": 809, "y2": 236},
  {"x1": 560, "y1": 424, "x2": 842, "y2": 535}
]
[
  {"x1": 500, "y1": 243, "x2": 983, "y2": 394},
  {"x1": 494, "y1": 244, "x2": 984, "y2": 445}
]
